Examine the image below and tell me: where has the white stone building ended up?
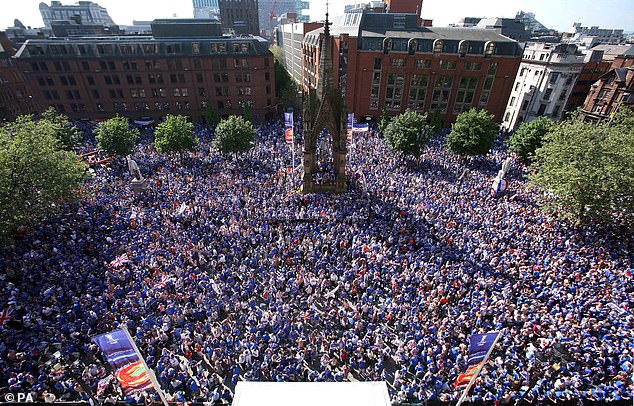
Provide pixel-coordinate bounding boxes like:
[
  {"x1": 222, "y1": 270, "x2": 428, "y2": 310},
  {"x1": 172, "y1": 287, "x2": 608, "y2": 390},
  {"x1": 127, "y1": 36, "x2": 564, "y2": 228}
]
[
  {"x1": 564, "y1": 22, "x2": 625, "y2": 47},
  {"x1": 502, "y1": 42, "x2": 585, "y2": 131},
  {"x1": 193, "y1": 0, "x2": 220, "y2": 20}
]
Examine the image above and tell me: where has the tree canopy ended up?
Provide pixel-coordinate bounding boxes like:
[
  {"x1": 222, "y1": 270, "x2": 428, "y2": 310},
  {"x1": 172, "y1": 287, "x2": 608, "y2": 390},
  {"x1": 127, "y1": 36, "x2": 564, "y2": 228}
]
[
  {"x1": 530, "y1": 109, "x2": 634, "y2": 224},
  {"x1": 0, "y1": 115, "x2": 86, "y2": 242},
  {"x1": 40, "y1": 106, "x2": 81, "y2": 150},
  {"x1": 95, "y1": 115, "x2": 139, "y2": 157},
  {"x1": 447, "y1": 108, "x2": 498, "y2": 156},
  {"x1": 508, "y1": 116, "x2": 554, "y2": 161},
  {"x1": 213, "y1": 115, "x2": 255, "y2": 155},
  {"x1": 154, "y1": 114, "x2": 196, "y2": 154},
  {"x1": 383, "y1": 110, "x2": 432, "y2": 158}
]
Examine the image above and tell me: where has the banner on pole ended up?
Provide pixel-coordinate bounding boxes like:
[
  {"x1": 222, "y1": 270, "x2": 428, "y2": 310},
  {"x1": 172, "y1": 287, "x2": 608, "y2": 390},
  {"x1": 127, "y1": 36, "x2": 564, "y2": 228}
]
[
  {"x1": 285, "y1": 128, "x2": 294, "y2": 144},
  {"x1": 284, "y1": 112, "x2": 294, "y2": 144},
  {"x1": 454, "y1": 331, "x2": 499, "y2": 389},
  {"x1": 284, "y1": 112, "x2": 293, "y2": 129},
  {"x1": 93, "y1": 329, "x2": 154, "y2": 395},
  {"x1": 347, "y1": 113, "x2": 354, "y2": 141}
]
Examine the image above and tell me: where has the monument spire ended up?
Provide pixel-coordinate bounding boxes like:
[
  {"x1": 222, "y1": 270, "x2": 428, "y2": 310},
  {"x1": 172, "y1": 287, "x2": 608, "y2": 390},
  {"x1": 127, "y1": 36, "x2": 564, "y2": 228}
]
[
  {"x1": 324, "y1": 1, "x2": 330, "y2": 38},
  {"x1": 301, "y1": 0, "x2": 347, "y2": 193}
]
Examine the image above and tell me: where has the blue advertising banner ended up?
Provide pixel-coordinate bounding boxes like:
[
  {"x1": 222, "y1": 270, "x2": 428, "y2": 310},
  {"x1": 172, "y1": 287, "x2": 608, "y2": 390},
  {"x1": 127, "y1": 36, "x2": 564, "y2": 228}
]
[
  {"x1": 467, "y1": 332, "x2": 499, "y2": 365},
  {"x1": 93, "y1": 329, "x2": 154, "y2": 395},
  {"x1": 284, "y1": 112, "x2": 293, "y2": 129}
]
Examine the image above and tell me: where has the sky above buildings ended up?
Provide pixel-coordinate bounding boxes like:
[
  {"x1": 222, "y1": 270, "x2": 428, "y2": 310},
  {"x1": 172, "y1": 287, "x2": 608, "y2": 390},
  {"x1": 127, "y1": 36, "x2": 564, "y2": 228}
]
[{"x1": 1, "y1": 0, "x2": 633, "y2": 32}]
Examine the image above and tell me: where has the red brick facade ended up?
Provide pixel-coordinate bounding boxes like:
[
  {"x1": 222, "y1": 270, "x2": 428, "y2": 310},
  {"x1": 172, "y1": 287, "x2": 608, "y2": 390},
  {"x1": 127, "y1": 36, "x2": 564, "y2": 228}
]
[
  {"x1": 303, "y1": 26, "x2": 521, "y2": 125},
  {"x1": 581, "y1": 55, "x2": 634, "y2": 121},
  {"x1": 13, "y1": 36, "x2": 276, "y2": 122}
]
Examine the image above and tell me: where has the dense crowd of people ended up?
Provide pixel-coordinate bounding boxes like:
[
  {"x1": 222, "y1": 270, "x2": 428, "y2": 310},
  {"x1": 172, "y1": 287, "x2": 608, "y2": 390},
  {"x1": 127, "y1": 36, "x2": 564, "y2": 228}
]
[{"x1": 0, "y1": 119, "x2": 632, "y2": 404}]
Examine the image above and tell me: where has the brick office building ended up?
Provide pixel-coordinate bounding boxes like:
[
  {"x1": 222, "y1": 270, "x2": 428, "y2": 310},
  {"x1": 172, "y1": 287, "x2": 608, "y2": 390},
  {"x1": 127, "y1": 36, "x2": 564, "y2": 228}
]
[
  {"x1": 581, "y1": 50, "x2": 634, "y2": 121},
  {"x1": 301, "y1": 10, "x2": 522, "y2": 125},
  {"x1": 0, "y1": 34, "x2": 36, "y2": 120},
  {"x1": 13, "y1": 20, "x2": 276, "y2": 122}
]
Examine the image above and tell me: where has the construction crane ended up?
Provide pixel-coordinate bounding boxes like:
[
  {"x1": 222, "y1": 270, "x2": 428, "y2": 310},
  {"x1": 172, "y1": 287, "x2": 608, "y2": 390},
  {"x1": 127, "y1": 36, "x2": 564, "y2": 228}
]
[{"x1": 269, "y1": 0, "x2": 277, "y2": 44}]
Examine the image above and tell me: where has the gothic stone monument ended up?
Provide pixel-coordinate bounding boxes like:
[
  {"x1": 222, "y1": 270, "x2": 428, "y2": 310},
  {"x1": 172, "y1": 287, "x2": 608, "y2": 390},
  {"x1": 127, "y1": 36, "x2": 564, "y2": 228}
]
[{"x1": 301, "y1": 9, "x2": 347, "y2": 193}]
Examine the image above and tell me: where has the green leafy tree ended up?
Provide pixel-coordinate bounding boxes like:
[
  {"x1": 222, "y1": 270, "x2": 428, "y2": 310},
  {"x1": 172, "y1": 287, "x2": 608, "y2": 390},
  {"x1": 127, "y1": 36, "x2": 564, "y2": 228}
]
[
  {"x1": 530, "y1": 109, "x2": 634, "y2": 223},
  {"x1": 213, "y1": 115, "x2": 255, "y2": 155},
  {"x1": 95, "y1": 115, "x2": 139, "y2": 157},
  {"x1": 383, "y1": 110, "x2": 431, "y2": 158},
  {"x1": 378, "y1": 106, "x2": 390, "y2": 134},
  {"x1": 154, "y1": 115, "x2": 196, "y2": 155},
  {"x1": 447, "y1": 108, "x2": 497, "y2": 156},
  {"x1": 0, "y1": 115, "x2": 86, "y2": 242},
  {"x1": 203, "y1": 100, "x2": 220, "y2": 127},
  {"x1": 429, "y1": 109, "x2": 442, "y2": 134},
  {"x1": 508, "y1": 116, "x2": 554, "y2": 161},
  {"x1": 40, "y1": 106, "x2": 80, "y2": 150}
]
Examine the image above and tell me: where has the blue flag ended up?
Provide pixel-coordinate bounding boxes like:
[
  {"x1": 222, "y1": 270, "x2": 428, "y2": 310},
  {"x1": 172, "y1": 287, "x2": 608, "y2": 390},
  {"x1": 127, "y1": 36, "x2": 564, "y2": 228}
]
[
  {"x1": 284, "y1": 112, "x2": 293, "y2": 129},
  {"x1": 93, "y1": 329, "x2": 154, "y2": 395},
  {"x1": 467, "y1": 332, "x2": 499, "y2": 365}
]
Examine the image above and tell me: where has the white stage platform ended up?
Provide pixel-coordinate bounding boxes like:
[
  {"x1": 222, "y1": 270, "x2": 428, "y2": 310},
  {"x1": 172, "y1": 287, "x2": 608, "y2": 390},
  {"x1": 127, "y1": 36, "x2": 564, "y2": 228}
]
[{"x1": 232, "y1": 381, "x2": 391, "y2": 406}]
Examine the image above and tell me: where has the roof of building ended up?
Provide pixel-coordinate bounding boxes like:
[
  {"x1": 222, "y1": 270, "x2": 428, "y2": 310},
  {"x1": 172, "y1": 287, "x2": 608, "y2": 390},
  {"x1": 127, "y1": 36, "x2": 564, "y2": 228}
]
[
  {"x1": 589, "y1": 44, "x2": 634, "y2": 59},
  {"x1": 614, "y1": 68, "x2": 628, "y2": 82},
  {"x1": 13, "y1": 34, "x2": 271, "y2": 58},
  {"x1": 307, "y1": 24, "x2": 518, "y2": 42},
  {"x1": 304, "y1": 12, "x2": 522, "y2": 56}
]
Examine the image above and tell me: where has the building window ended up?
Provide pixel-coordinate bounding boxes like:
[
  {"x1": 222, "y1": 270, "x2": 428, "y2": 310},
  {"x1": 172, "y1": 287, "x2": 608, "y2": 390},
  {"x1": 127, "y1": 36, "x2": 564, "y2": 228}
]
[
  {"x1": 519, "y1": 67, "x2": 527, "y2": 77},
  {"x1": 510, "y1": 96, "x2": 516, "y2": 107},
  {"x1": 407, "y1": 74, "x2": 428, "y2": 110},
  {"x1": 514, "y1": 82, "x2": 520, "y2": 91},
  {"x1": 464, "y1": 62, "x2": 481, "y2": 71},
  {"x1": 385, "y1": 73, "x2": 404, "y2": 110},
  {"x1": 415, "y1": 59, "x2": 431, "y2": 69},
  {"x1": 549, "y1": 72, "x2": 559, "y2": 84},
  {"x1": 390, "y1": 58, "x2": 406, "y2": 67},
  {"x1": 522, "y1": 100, "x2": 529, "y2": 110},
  {"x1": 234, "y1": 58, "x2": 248, "y2": 68},
  {"x1": 440, "y1": 60, "x2": 456, "y2": 69},
  {"x1": 552, "y1": 105, "x2": 561, "y2": 117},
  {"x1": 454, "y1": 77, "x2": 478, "y2": 114},
  {"x1": 504, "y1": 112, "x2": 511, "y2": 122},
  {"x1": 374, "y1": 58, "x2": 382, "y2": 70},
  {"x1": 543, "y1": 88, "x2": 553, "y2": 100},
  {"x1": 597, "y1": 89, "x2": 608, "y2": 100},
  {"x1": 430, "y1": 75, "x2": 453, "y2": 113},
  {"x1": 537, "y1": 103, "x2": 547, "y2": 115}
]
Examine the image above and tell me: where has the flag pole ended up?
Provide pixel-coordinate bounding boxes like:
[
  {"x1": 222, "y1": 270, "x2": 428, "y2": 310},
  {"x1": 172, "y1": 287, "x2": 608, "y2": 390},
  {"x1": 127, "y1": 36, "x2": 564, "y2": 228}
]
[
  {"x1": 121, "y1": 325, "x2": 170, "y2": 406},
  {"x1": 456, "y1": 331, "x2": 502, "y2": 406}
]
